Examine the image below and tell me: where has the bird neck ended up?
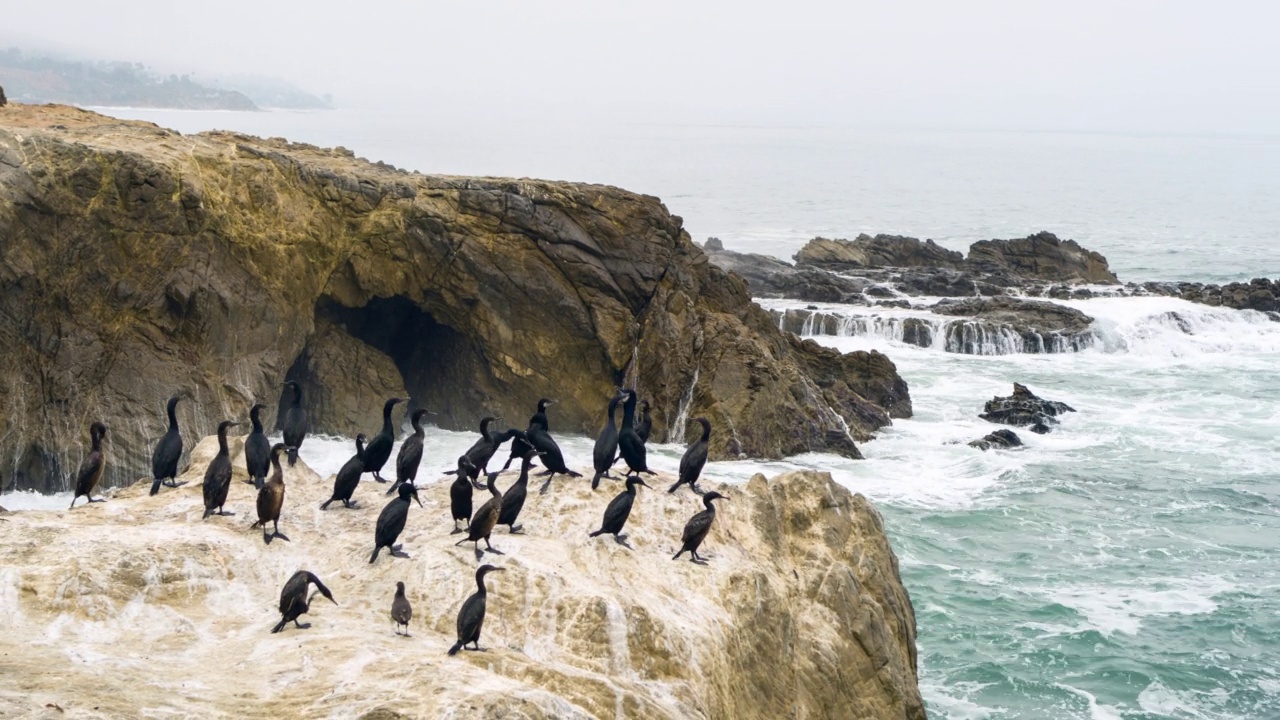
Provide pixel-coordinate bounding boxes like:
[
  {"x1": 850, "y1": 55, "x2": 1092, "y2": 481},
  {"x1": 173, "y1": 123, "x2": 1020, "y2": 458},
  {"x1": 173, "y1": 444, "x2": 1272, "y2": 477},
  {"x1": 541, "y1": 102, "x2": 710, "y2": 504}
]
[
  {"x1": 621, "y1": 396, "x2": 637, "y2": 428},
  {"x1": 412, "y1": 416, "x2": 424, "y2": 437},
  {"x1": 217, "y1": 427, "x2": 230, "y2": 454},
  {"x1": 703, "y1": 495, "x2": 718, "y2": 511},
  {"x1": 290, "y1": 386, "x2": 303, "y2": 407},
  {"x1": 475, "y1": 574, "x2": 489, "y2": 594},
  {"x1": 91, "y1": 430, "x2": 102, "y2": 451},
  {"x1": 250, "y1": 408, "x2": 264, "y2": 433},
  {"x1": 700, "y1": 423, "x2": 711, "y2": 442},
  {"x1": 356, "y1": 438, "x2": 365, "y2": 458},
  {"x1": 269, "y1": 454, "x2": 283, "y2": 484},
  {"x1": 166, "y1": 401, "x2": 179, "y2": 430}
]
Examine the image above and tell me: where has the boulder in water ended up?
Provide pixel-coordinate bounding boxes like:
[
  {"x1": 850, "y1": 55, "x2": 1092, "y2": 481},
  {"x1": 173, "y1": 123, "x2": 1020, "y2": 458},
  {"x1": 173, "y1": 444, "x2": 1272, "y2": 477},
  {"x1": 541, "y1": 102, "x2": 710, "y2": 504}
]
[
  {"x1": 967, "y1": 231, "x2": 1119, "y2": 284},
  {"x1": 968, "y1": 428, "x2": 1023, "y2": 450},
  {"x1": 979, "y1": 383, "x2": 1075, "y2": 434}
]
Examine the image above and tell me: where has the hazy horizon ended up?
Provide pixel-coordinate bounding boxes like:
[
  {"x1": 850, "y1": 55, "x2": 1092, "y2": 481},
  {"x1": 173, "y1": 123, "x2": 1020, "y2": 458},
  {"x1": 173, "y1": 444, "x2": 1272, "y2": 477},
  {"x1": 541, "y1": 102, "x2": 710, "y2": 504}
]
[{"x1": 4, "y1": 1, "x2": 1279, "y2": 135}]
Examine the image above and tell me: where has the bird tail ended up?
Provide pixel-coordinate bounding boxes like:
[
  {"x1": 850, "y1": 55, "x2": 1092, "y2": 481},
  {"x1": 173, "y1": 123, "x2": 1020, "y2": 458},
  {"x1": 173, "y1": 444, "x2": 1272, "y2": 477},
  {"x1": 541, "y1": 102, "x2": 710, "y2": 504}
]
[
  {"x1": 202, "y1": 506, "x2": 213, "y2": 520},
  {"x1": 150, "y1": 478, "x2": 163, "y2": 496},
  {"x1": 271, "y1": 618, "x2": 288, "y2": 634},
  {"x1": 567, "y1": 470, "x2": 583, "y2": 478},
  {"x1": 369, "y1": 546, "x2": 381, "y2": 564},
  {"x1": 672, "y1": 549, "x2": 684, "y2": 560},
  {"x1": 668, "y1": 480, "x2": 682, "y2": 493},
  {"x1": 254, "y1": 477, "x2": 264, "y2": 491},
  {"x1": 320, "y1": 498, "x2": 333, "y2": 510},
  {"x1": 287, "y1": 448, "x2": 298, "y2": 466},
  {"x1": 447, "y1": 641, "x2": 463, "y2": 656},
  {"x1": 591, "y1": 472, "x2": 605, "y2": 490},
  {"x1": 589, "y1": 529, "x2": 604, "y2": 537}
]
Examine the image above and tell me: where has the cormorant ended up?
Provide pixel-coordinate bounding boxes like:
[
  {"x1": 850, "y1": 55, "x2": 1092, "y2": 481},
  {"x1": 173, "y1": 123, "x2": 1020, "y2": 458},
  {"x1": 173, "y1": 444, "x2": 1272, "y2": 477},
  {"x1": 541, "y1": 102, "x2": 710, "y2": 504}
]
[
  {"x1": 69, "y1": 422, "x2": 108, "y2": 509},
  {"x1": 391, "y1": 581, "x2": 412, "y2": 636},
  {"x1": 617, "y1": 390, "x2": 656, "y2": 479},
  {"x1": 446, "y1": 417, "x2": 518, "y2": 488},
  {"x1": 590, "y1": 475, "x2": 650, "y2": 548},
  {"x1": 447, "y1": 564, "x2": 504, "y2": 655},
  {"x1": 387, "y1": 408, "x2": 431, "y2": 496},
  {"x1": 501, "y1": 398, "x2": 552, "y2": 470},
  {"x1": 590, "y1": 390, "x2": 627, "y2": 490},
  {"x1": 201, "y1": 420, "x2": 240, "y2": 519},
  {"x1": 370, "y1": 481, "x2": 423, "y2": 563},
  {"x1": 497, "y1": 449, "x2": 541, "y2": 534},
  {"x1": 450, "y1": 456, "x2": 478, "y2": 534},
  {"x1": 669, "y1": 418, "x2": 711, "y2": 495},
  {"x1": 321, "y1": 434, "x2": 366, "y2": 510},
  {"x1": 362, "y1": 397, "x2": 405, "y2": 483},
  {"x1": 673, "y1": 491, "x2": 729, "y2": 564},
  {"x1": 281, "y1": 381, "x2": 308, "y2": 466},
  {"x1": 636, "y1": 400, "x2": 653, "y2": 444},
  {"x1": 456, "y1": 471, "x2": 504, "y2": 560},
  {"x1": 251, "y1": 443, "x2": 291, "y2": 544},
  {"x1": 244, "y1": 403, "x2": 271, "y2": 490},
  {"x1": 530, "y1": 420, "x2": 580, "y2": 495},
  {"x1": 271, "y1": 570, "x2": 336, "y2": 634},
  {"x1": 149, "y1": 396, "x2": 185, "y2": 496}
]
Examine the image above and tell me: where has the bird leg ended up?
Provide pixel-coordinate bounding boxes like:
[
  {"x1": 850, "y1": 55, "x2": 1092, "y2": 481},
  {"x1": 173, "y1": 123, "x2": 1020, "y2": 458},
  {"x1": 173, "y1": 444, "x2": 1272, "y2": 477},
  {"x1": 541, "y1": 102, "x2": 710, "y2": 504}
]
[
  {"x1": 450, "y1": 524, "x2": 466, "y2": 535},
  {"x1": 482, "y1": 538, "x2": 504, "y2": 555},
  {"x1": 691, "y1": 550, "x2": 708, "y2": 565},
  {"x1": 342, "y1": 499, "x2": 359, "y2": 509},
  {"x1": 373, "y1": 472, "x2": 388, "y2": 484},
  {"x1": 538, "y1": 478, "x2": 553, "y2": 495}
]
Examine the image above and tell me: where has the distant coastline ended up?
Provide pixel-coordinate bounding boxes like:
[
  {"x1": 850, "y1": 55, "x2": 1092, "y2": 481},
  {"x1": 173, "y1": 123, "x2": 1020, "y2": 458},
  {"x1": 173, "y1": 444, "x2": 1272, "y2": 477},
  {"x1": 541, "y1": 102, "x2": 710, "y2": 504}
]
[{"x1": 0, "y1": 48, "x2": 332, "y2": 111}]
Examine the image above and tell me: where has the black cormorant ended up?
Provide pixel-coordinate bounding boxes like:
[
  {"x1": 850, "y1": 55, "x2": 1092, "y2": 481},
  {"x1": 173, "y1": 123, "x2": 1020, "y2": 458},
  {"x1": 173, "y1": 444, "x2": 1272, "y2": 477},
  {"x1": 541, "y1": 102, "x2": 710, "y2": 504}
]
[
  {"x1": 617, "y1": 390, "x2": 656, "y2": 479},
  {"x1": 447, "y1": 564, "x2": 503, "y2": 655},
  {"x1": 281, "y1": 381, "x2": 308, "y2": 466},
  {"x1": 251, "y1": 443, "x2": 291, "y2": 544},
  {"x1": 673, "y1": 491, "x2": 729, "y2": 564},
  {"x1": 590, "y1": 390, "x2": 627, "y2": 490},
  {"x1": 590, "y1": 475, "x2": 650, "y2": 548},
  {"x1": 69, "y1": 422, "x2": 108, "y2": 509},
  {"x1": 450, "y1": 456, "x2": 478, "y2": 534},
  {"x1": 149, "y1": 396, "x2": 185, "y2": 496},
  {"x1": 370, "y1": 481, "x2": 423, "y2": 563},
  {"x1": 391, "y1": 581, "x2": 412, "y2": 636},
  {"x1": 497, "y1": 449, "x2": 541, "y2": 533},
  {"x1": 636, "y1": 400, "x2": 653, "y2": 443},
  {"x1": 362, "y1": 397, "x2": 405, "y2": 483},
  {"x1": 244, "y1": 403, "x2": 271, "y2": 490},
  {"x1": 456, "y1": 471, "x2": 504, "y2": 560},
  {"x1": 447, "y1": 417, "x2": 517, "y2": 488},
  {"x1": 387, "y1": 408, "x2": 431, "y2": 496},
  {"x1": 530, "y1": 421, "x2": 580, "y2": 495},
  {"x1": 201, "y1": 420, "x2": 240, "y2": 519},
  {"x1": 669, "y1": 418, "x2": 711, "y2": 495},
  {"x1": 271, "y1": 570, "x2": 336, "y2": 634},
  {"x1": 502, "y1": 398, "x2": 552, "y2": 470},
  {"x1": 321, "y1": 434, "x2": 366, "y2": 510}
]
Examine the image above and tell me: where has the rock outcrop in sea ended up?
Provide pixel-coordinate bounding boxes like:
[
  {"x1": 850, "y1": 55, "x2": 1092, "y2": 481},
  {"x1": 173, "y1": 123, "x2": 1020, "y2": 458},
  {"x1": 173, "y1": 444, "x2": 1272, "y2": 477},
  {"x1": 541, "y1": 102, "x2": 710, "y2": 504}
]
[
  {"x1": 968, "y1": 428, "x2": 1023, "y2": 450},
  {"x1": 0, "y1": 104, "x2": 911, "y2": 492},
  {"x1": 0, "y1": 437, "x2": 926, "y2": 719},
  {"x1": 980, "y1": 383, "x2": 1075, "y2": 434}
]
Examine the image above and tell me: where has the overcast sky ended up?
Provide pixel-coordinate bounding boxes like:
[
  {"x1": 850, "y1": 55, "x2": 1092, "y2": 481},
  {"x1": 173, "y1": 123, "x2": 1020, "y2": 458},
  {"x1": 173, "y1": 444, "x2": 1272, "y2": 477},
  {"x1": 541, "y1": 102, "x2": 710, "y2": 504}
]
[{"x1": 4, "y1": 1, "x2": 1278, "y2": 133}]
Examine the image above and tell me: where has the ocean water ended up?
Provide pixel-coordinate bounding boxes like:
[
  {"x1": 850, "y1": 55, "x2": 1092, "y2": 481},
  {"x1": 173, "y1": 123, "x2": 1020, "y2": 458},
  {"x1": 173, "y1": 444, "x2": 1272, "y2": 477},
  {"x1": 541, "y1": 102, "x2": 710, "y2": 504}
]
[{"x1": 6, "y1": 107, "x2": 1280, "y2": 719}]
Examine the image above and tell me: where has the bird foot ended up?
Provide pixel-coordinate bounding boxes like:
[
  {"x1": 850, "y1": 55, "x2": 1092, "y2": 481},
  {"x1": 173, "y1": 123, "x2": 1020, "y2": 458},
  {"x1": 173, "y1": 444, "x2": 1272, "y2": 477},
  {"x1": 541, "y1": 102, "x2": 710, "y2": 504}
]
[
  {"x1": 343, "y1": 502, "x2": 359, "y2": 509},
  {"x1": 88, "y1": 497, "x2": 107, "y2": 503},
  {"x1": 450, "y1": 527, "x2": 466, "y2": 535},
  {"x1": 692, "y1": 558, "x2": 709, "y2": 565},
  {"x1": 536, "y1": 469, "x2": 554, "y2": 477},
  {"x1": 693, "y1": 485, "x2": 707, "y2": 496},
  {"x1": 295, "y1": 622, "x2": 312, "y2": 630},
  {"x1": 163, "y1": 480, "x2": 188, "y2": 488},
  {"x1": 390, "y1": 549, "x2": 411, "y2": 559},
  {"x1": 509, "y1": 525, "x2": 524, "y2": 534},
  {"x1": 216, "y1": 510, "x2": 236, "y2": 516},
  {"x1": 273, "y1": 532, "x2": 291, "y2": 543},
  {"x1": 470, "y1": 480, "x2": 486, "y2": 490},
  {"x1": 538, "y1": 480, "x2": 552, "y2": 495},
  {"x1": 374, "y1": 476, "x2": 388, "y2": 484},
  {"x1": 474, "y1": 548, "x2": 484, "y2": 562},
  {"x1": 263, "y1": 532, "x2": 273, "y2": 545},
  {"x1": 485, "y1": 548, "x2": 505, "y2": 556}
]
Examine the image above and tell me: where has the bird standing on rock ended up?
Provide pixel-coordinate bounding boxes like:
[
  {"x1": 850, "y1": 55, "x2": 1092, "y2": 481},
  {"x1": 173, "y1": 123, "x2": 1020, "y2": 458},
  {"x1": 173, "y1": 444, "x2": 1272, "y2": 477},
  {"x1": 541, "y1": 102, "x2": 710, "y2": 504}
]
[
  {"x1": 617, "y1": 389, "x2": 656, "y2": 480},
  {"x1": 448, "y1": 565, "x2": 503, "y2": 655},
  {"x1": 251, "y1": 443, "x2": 292, "y2": 544},
  {"x1": 370, "y1": 481, "x2": 423, "y2": 563},
  {"x1": 271, "y1": 570, "x2": 336, "y2": 634},
  {"x1": 591, "y1": 390, "x2": 627, "y2": 490},
  {"x1": 450, "y1": 456, "x2": 478, "y2": 534},
  {"x1": 244, "y1": 403, "x2": 271, "y2": 490},
  {"x1": 70, "y1": 422, "x2": 108, "y2": 509},
  {"x1": 636, "y1": 400, "x2": 653, "y2": 444},
  {"x1": 456, "y1": 471, "x2": 504, "y2": 560},
  {"x1": 502, "y1": 399, "x2": 552, "y2": 471},
  {"x1": 202, "y1": 420, "x2": 240, "y2": 519},
  {"x1": 387, "y1": 408, "x2": 431, "y2": 496},
  {"x1": 391, "y1": 581, "x2": 412, "y2": 636},
  {"x1": 322, "y1": 434, "x2": 366, "y2": 510},
  {"x1": 498, "y1": 449, "x2": 542, "y2": 533},
  {"x1": 669, "y1": 418, "x2": 711, "y2": 495},
  {"x1": 362, "y1": 397, "x2": 405, "y2": 483},
  {"x1": 149, "y1": 396, "x2": 185, "y2": 495},
  {"x1": 590, "y1": 475, "x2": 649, "y2": 548},
  {"x1": 447, "y1": 417, "x2": 518, "y2": 487},
  {"x1": 281, "y1": 381, "x2": 308, "y2": 466},
  {"x1": 673, "y1": 491, "x2": 729, "y2": 564}
]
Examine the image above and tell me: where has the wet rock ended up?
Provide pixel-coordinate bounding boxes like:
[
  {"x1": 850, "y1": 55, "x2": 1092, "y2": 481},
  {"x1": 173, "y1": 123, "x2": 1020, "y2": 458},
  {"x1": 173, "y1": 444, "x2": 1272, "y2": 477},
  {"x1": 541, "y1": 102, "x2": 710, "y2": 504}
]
[
  {"x1": 0, "y1": 105, "x2": 911, "y2": 491},
  {"x1": 1138, "y1": 278, "x2": 1280, "y2": 315},
  {"x1": 705, "y1": 246, "x2": 869, "y2": 302},
  {"x1": 968, "y1": 429, "x2": 1023, "y2": 450},
  {"x1": 931, "y1": 297, "x2": 1095, "y2": 353},
  {"x1": 703, "y1": 236, "x2": 723, "y2": 251},
  {"x1": 0, "y1": 460, "x2": 925, "y2": 719},
  {"x1": 794, "y1": 234, "x2": 966, "y2": 271},
  {"x1": 967, "y1": 231, "x2": 1118, "y2": 284},
  {"x1": 979, "y1": 383, "x2": 1075, "y2": 433}
]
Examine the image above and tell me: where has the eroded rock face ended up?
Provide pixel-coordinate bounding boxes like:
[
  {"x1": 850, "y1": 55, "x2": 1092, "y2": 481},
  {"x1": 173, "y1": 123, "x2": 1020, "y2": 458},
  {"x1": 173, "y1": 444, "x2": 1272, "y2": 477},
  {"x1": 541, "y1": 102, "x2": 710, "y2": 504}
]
[
  {"x1": 0, "y1": 453, "x2": 924, "y2": 720},
  {"x1": 0, "y1": 105, "x2": 911, "y2": 491},
  {"x1": 931, "y1": 296, "x2": 1096, "y2": 353},
  {"x1": 1137, "y1": 278, "x2": 1280, "y2": 315},
  {"x1": 980, "y1": 383, "x2": 1075, "y2": 434},
  {"x1": 704, "y1": 245, "x2": 870, "y2": 302},
  {"x1": 969, "y1": 428, "x2": 1023, "y2": 450},
  {"x1": 794, "y1": 234, "x2": 966, "y2": 271},
  {"x1": 968, "y1": 231, "x2": 1119, "y2": 284}
]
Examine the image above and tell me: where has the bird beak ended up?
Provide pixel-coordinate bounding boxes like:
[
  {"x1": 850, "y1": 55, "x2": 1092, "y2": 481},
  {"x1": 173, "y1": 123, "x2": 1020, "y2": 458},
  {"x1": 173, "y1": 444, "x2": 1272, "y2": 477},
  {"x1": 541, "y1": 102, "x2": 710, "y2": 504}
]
[
  {"x1": 413, "y1": 490, "x2": 423, "y2": 508},
  {"x1": 230, "y1": 422, "x2": 242, "y2": 427},
  {"x1": 546, "y1": 400, "x2": 557, "y2": 406}
]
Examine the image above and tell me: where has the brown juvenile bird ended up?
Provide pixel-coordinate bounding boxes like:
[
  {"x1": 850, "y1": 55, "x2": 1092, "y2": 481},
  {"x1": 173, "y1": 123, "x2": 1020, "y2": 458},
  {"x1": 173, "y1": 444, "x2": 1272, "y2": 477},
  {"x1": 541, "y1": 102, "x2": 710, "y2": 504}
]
[
  {"x1": 251, "y1": 443, "x2": 291, "y2": 544},
  {"x1": 391, "y1": 581, "x2": 412, "y2": 636},
  {"x1": 69, "y1": 422, "x2": 108, "y2": 509},
  {"x1": 455, "y1": 471, "x2": 504, "y2": 561}
]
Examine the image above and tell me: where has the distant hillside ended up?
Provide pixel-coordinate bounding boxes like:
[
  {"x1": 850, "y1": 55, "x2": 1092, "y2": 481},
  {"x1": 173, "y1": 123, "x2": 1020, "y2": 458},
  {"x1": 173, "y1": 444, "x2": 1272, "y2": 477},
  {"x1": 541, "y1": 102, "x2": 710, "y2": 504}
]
[{"x1": 0, "y1": 49, "x2": 331, "y2": 110}]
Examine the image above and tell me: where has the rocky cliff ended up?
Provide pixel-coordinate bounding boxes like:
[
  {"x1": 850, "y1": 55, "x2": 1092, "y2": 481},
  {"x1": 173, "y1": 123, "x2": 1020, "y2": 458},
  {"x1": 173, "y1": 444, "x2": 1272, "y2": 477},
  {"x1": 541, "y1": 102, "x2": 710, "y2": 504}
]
[
  {"x1": 0, "y1": 104, "x2": 910, "y2": 492},
  {"x1": 0, "y1": 441, "x2": 925, "y2": 719}
]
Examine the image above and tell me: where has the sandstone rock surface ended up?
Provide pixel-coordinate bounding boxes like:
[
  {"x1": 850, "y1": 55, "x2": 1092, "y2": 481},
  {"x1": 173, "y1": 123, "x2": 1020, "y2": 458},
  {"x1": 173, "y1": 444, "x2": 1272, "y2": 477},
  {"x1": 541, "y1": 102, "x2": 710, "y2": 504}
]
[
  {"x1": 0, "y1": 437, "x2": 924, "y2": 719},
  {"x1": 794, "y1": 234, "x2": 966, "y2": 271},
  {"x1": 967, "y1": 231, "x2": 1119, "y2": 284},
  {"x1": 0, "y1": 104, "x2": 911, "y2": 491}
]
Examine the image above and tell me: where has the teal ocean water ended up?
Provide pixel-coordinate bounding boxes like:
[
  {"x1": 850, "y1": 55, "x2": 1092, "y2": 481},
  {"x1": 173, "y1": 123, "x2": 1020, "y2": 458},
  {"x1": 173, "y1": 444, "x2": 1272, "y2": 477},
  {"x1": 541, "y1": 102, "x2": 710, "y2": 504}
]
[{"x1": 7, "y1": 108, "x2": 1280, "y2": 719}]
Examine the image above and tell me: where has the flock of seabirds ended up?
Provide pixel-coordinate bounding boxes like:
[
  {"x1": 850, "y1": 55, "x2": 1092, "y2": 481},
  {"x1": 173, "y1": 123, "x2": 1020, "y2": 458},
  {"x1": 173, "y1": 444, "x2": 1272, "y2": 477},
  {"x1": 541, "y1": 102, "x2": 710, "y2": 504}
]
[{"x1": 63, "y1": 382, "x2": 726, "y2": 654}]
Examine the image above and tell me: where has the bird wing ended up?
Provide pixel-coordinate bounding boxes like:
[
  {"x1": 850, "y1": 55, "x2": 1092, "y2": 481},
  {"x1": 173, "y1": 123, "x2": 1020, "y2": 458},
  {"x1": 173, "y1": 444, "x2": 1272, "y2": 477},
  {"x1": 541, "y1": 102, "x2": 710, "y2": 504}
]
[
  {"x1": 396, "y1": 437, "x2": 423, "y2": 480},
  {"x1": 681, "y1": 508, "x2": 714, "y2": 544},
  {"x1": 74, "y1": 451, "x2": 102, "y2": 496},
  {"x1": 151, "y1": 430, "x2": 182, "y2": 478}
]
